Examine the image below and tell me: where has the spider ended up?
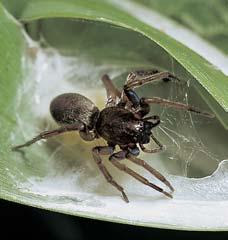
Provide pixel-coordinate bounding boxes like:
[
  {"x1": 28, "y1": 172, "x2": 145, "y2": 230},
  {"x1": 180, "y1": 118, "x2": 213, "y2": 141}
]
[{"x1": 12, "y1": 70, "x2": 213, "y2": 202}]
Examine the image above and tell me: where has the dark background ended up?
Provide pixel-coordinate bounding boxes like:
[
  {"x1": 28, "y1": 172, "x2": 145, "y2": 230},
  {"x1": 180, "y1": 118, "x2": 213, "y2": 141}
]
[{"x1": 1, "y1": 199, "x2": 228, "y2": 240}]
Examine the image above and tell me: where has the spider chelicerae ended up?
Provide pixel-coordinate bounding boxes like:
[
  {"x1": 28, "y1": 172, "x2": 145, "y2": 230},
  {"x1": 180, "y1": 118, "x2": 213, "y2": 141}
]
[{"x1": 12, "y1": 70, "x2": 213, "y2": 202}]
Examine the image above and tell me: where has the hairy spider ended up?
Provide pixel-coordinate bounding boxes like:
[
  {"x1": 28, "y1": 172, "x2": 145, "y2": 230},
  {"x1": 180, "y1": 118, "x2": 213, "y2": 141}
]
[{"x1": 12, "y1": 70, "x2": 213, "y2": 202}]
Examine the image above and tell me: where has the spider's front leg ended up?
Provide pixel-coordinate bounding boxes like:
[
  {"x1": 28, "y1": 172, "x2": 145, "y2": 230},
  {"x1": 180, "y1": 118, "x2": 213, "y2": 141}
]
[
  {"x1": 141, "y1": 97, "x2": 214, "y2": 118},
  {"x1": 122, "y1": 71, "x2": 171, "y2": 116},
  {"x1": 124, "y1": 82, "x2": 214, "y2": 118},
  {"x1": 123, "y1": 86, "x2": 150, "y2": 118},
  {"x1": 125, "y1": 70, "x2": 178, "y2": 90}
]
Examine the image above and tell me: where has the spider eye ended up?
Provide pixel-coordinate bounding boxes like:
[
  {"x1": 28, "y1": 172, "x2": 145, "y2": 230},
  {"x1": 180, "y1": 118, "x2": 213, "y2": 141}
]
[{"x1": 134, "y1": 122, "x2": 144, "y2": 131}]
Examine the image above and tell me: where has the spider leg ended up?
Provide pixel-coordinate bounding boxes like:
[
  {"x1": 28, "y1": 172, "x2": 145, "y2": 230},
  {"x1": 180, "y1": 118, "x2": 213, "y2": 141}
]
[
  {"x1": 127, "y1": 154, "x2": 174, "y2": 192},
  {"x1": 139, "y1": 133, "x2": 164, "y2": 153},
  {"x1": 92, "y1": 146, "x2": 129, "y2": 203},
  {"x1": 124, "y1": 71, "x2": 177, "y2": 90},
  {"x1": 122, "y1": 72, "x2": 169, "y2": 115},
  {"x1": 143, "y1": 115, "x2": 160, "y2": 126},
  {"x1": 123, "y1": 88, "x2": 150, "y2": 118},
  {"x1": 142, "y1": 97, "x2": 214, "y2": 118},
  {"x1": 11, "y1": 123, "x2": 84, "y2": 151},
  {"x1": 121, "y1": 71, "x2": 177, "y2": 114},
  {"x1": 123, "y1": 71, "x2": 213, "y2": 118},
  {"x1": 109, "y1": 151, "x2": 173, "y2": 199},
  {"x1": 101, "y1": 74, "x2": 122, "y2": 107}
]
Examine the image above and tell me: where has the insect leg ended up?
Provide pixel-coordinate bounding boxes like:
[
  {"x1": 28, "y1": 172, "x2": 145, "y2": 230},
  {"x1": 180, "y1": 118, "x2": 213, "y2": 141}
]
[
  {"x1": 92, "y1": 146, "x2": 129, "y2": 203},
  {"x1": 127, "y1": 154, "x2": 174, "y2": 192},
  {"x1": 109, "y1": 151, "x2": 173, "y2": 198},
  {"x1": 142, "y1": 97, "x2": 214, "y2": 118},
  {"x1": 12, "y1": 123, "x2": 84, "y2": 151}
]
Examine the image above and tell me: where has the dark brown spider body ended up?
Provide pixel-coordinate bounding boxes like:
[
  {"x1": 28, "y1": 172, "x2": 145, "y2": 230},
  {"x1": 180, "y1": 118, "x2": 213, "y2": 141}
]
[
  {"x1": 12, "y1": 70, "x2": 213, "y2": 203},
  {"x1": 96, "y1": 107, "x2": 154, "y2": 145}
]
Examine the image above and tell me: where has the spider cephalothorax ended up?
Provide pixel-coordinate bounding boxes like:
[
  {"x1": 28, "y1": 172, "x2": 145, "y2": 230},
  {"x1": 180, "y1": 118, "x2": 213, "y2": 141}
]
[{"x1": 12, "y1": 70, "x2": 213, "y2": 202}]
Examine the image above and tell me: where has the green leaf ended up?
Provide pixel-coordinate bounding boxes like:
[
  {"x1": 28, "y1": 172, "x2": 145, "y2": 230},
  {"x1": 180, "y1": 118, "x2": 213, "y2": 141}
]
[
  {"x1": 1, "y1": 1, "x2": 228, "y2": 231},
  {"x1": 5, "y1": 1, "x2": 228, "y2": 110},
  {"x1": 0, "y1": 3, "x2": 25, "y2": 198},
  {"x1": 133, "y1": 0, "x2": 228, "y2": 54}
]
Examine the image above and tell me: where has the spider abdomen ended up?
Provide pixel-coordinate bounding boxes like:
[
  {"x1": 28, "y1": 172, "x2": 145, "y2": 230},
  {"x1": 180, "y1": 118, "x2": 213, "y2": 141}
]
[{"x1": 50, "y1": 93, "x2": 99, "y2": 129}]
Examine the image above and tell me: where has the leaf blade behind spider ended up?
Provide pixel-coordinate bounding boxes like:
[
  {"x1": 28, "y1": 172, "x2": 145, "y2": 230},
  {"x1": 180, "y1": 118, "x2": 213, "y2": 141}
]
[{"x1": 1, "y1": 0, "x2": 228, "y2": 232}]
